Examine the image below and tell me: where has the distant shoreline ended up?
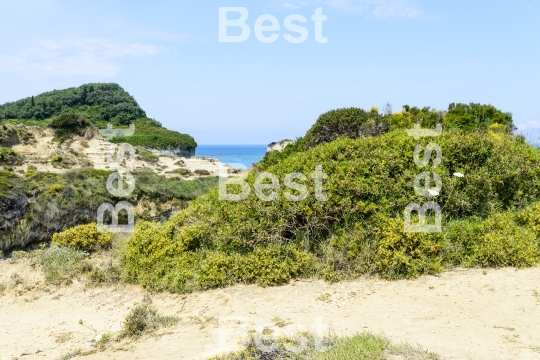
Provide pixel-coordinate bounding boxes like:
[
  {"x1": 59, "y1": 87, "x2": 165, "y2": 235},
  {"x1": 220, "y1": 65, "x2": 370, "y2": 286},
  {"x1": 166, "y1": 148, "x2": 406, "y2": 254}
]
[{"x1": 196, "y1": 144, "x2": 267, "y2": 168}]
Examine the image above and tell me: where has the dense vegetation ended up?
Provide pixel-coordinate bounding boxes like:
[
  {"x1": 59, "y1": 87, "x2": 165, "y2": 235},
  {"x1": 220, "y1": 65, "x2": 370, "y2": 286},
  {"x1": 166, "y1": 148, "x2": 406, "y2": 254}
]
[
  {"x1": 0, "y1": 83, "x2": 197, "y2": 149},
  {"x1": 48, "y1": 113, "x2": 90, "y2": 142},
  {"x1": 52, "y1": 223, "x2": 112, "y2": 252},
  {"x1": 120, "y1": 121, "x2": 540, "y2": 293},
  {"x1": 111, "y1": 118, "x2": 197, "y2": 149},
  {"x1": 258, "y1": 103, "x2": 514, "y2": 169},
  {"x1": 7, "y1": 101, "x2": 529, "y2": 297},
  {"x1": 301, "y1": 107, "x2": 387, "y2": 149},
  {"x1": 445, "y1": 103, "x2": 514, "y2": 132},
  {"x1": 0, "y1": 83, "x2": 145, "y2": 126},
  {"x1": 0, "y1": 147, "x2": 23, "y2": 165},
  {"x1": 0, "y1": 169, "x2": 217, "y2": 252}
]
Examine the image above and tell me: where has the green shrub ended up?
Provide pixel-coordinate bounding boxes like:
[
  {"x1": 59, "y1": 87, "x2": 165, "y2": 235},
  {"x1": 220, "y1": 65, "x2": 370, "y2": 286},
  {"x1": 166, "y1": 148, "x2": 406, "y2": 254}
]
[
  {"x1": 11, "y1": 250, "x2": 30, "y2": 260},
  {"x1": 475, "y1": 212, "x2": 539, "y2": 268},
  {"x1": 111, "y1": 118, "x2": 197, "y2": 148},
  {"x1": 0, "y1": 171, "x2": 12, "y2": 194},
  {"x1": 49, "y1": 113, "x2": 89, "y2": 142},
  {"x1": 38, "y1": 247, "x2": 89, "y2": 284},
  {"x1": 516, "y1": 202, "x2": 540, "y2": 238},
  {"x1": 198, "y1": 244, "x2": 314, "y2": 288},
  {"x1": 194, "y1": 169, "x2": 211, "y2": 176},
  {"x1": 0, "y1": 147, "x2": 23, "y2": 165},
  {"x1": 120, "y1": 129, "x2": 540, "y2": 292},
  {"x1": 121, "y1": 220, "x2": 314, "y2": 292},
  {"x1": 51, "y1": 223, "x2": 112, "y2": 251},
  {"x1": 194, "y1": 131, "x2": 540, "y2": 252},
  {"x1": 168, "y1": 168, "x2": 191, "y2": 176},
  {"x1": 50, "y1": 155, "x2": 63, "y2": 164},
  {"x1": 375, "y1": 217, "x2": 443, "y2": 279},
  {"x1": 302, "y1": 107, "x2": 387, "y2": 150},
  {"x1": 386, "y1": 105, "x2": 443, "y2": 131},
  {"x1": 88, "y1": 260, "x2": 122, "y2": 284},
  {"x1": 258, "y1": 103, "x2": 514, "y2": 169},
  {"x1": 443, "y1": 205, "x2": 540, "y2": 268},
  {"x1": 135, "y1": 146, "x2": 159, "y2": 163},
  {"x1": 120, "y1": 300, "x2": 179, "y2": 338},
  {"x1": 442, "y1": 218, "x2": 485, "y2": 267},
  {"x1": 445, "y1": 103, "x2": 514, "y2": 133}
]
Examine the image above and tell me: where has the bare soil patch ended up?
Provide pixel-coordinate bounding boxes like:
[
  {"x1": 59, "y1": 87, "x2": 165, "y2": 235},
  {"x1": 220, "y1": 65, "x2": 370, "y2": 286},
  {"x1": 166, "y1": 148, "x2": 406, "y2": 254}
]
[{"x1": 2, "y1": 261, "x2": 540, "y2": 360}]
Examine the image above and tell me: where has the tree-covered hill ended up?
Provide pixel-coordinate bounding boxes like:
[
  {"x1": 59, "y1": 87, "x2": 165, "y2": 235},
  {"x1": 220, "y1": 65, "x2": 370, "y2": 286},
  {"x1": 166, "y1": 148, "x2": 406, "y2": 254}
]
[
  {"x1": 0, "y1": 83, "x2": 196, "y2": 149},
  {"x1": 0, "y1": 83, "x2": 145, "y2": 126}
]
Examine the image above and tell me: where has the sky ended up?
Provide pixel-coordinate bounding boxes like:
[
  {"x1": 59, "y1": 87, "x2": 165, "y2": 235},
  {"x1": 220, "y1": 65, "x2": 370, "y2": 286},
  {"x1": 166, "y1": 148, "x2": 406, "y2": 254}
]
[{"x1": 0, "y1": 0, "x2": 539, "y2": 145}]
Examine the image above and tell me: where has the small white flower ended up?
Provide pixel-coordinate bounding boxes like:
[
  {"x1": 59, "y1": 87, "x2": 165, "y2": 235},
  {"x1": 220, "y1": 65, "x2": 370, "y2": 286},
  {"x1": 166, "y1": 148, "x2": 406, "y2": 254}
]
[
  {"x1": 453, "y1": 172, "x2": 464, "y2": 178},
  {"x1": 428, "y1": 189, "x2": 439, "y2": 196},
  {"x1": 94, "y1": 334, "x2": 102, "y2": 342}
]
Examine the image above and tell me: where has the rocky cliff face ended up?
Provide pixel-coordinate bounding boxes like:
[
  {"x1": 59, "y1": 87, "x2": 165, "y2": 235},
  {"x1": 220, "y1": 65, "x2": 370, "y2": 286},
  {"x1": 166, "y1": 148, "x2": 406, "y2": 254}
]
[
  {"x1": 267, "y1": 139, "x2": 293, "y2": 153},
  {"x1": 0, "y1": 193, "x2": 28, "y2": 232},
  {"x1": 0, "y1": 124, "x2": 35, "y2": 147},
  {"x1": 158, "y1": 146, "x2": 196, "y2": 158}
]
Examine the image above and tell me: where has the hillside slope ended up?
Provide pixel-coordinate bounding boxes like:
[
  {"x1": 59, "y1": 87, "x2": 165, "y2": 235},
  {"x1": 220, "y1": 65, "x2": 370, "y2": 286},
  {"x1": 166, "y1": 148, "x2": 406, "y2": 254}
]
[
  {"x1": 0, "y1": 84, "x2": 221, "y2": 252},
  {"x1": 0, "y1": 83, "x2": 196, "y2": 149}
]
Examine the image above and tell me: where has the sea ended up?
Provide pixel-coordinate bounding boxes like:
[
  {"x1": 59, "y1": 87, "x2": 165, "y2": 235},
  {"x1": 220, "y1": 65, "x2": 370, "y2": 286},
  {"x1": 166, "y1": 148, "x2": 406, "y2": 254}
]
[{"x1": 195, "y1": 145, "x2": 267, "y2": 169}]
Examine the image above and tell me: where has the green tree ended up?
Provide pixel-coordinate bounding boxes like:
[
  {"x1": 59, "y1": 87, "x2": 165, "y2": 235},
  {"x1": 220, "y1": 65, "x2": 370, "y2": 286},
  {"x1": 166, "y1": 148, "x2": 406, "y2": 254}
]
[
  {"x1": 49, "y1": 113, "x2": 90, "y2": 142},
  {"x1": 445, "y1": 103, "x2": 514, "y2": 132},
  {"x1": 0, "y1": 83, "x2": 146, "y2": 124},
  {"x1": 302, "y1": 107, "x2": 388, "y2": 149}
]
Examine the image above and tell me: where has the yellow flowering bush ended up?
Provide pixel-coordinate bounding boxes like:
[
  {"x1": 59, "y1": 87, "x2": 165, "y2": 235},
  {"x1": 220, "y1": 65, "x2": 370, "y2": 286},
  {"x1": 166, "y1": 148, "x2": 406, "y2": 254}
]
[
  {"x1": 488, "y1": 123, "x2": 507, "y2": 134},
  {"x1": 517, "y1": 202, "x2": 540, "y2": 238},
  {"x1": 44, "y1": 183, "x2": 65, "y2": 197},
  {"x1": 375, "y1": 217, "x2": 443, "y2": 280},
  {"x1": 52, "y1": 223, "x2": 112, "y2": 251},
  {"x1": 475, "y1": 212, "x2": 539, "y2": 268}
]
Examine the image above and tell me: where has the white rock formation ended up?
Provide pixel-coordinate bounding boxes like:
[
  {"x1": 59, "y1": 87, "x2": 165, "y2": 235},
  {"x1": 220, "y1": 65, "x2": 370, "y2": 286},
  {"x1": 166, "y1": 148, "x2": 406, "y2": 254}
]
[{"x1": 267, "y1": 139, "x2": 293, "y2": 152}]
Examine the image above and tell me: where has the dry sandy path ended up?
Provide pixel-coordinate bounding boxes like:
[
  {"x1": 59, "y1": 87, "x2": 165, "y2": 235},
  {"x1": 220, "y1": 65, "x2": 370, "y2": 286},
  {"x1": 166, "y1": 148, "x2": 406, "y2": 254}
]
[{"x1": 2, "y1": 263, "x2": 540, "y2": 360}]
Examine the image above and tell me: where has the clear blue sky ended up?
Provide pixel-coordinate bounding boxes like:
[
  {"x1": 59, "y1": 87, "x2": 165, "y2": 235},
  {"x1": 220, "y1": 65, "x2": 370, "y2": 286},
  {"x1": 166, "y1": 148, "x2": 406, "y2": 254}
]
[{"x1": 1, "y1": 0, "x2": 539, "y2": 144}]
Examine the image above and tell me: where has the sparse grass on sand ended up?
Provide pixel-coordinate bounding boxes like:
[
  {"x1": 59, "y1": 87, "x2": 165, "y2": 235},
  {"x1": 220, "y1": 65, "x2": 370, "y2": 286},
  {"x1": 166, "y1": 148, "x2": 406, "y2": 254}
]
[
  {"x1": 119, "y1": 297, "x2": 179, "y2": 339},
  {"x1": 209, "y1": 332, "x2": 441, "y2": 360},
  {"x1": 38, "y1": 247, "x2": 89, "y2": 285}
]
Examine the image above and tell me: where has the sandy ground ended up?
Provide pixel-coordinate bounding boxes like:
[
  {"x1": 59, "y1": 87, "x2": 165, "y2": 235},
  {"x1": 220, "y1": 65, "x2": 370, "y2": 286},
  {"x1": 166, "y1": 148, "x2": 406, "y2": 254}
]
[
  {"x1": 10, "y1": 126, "x2": 233, "y2": 178},
  {"x1": 2, "y1": 261, "x2": 540, "y2": 360}
]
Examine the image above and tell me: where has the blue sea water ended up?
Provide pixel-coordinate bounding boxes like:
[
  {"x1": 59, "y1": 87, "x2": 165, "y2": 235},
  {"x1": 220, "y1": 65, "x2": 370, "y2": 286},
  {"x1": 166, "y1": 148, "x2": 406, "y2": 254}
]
[{"x1": 195, "y1": 145, "x2": 267, "y2": 168}]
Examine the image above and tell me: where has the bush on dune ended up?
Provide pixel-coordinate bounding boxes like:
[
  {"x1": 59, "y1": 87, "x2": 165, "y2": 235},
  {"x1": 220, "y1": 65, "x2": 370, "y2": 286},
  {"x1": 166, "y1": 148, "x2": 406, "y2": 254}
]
[
  {"x1": 301, "y1": 107, "x2": 387, "y2": 150},
  {"x1": 48, "y1": 113, "x2": 90, "y2": 142},
  {"x1": 110, "y1": 118, "x2": 197, "y2": 149},
  {"x1": 135, "y1": 145, "x2": 159, "y2": 163},
  {"x1": 122, "y1": 129, "x2": 540, "y2": 292},
  {"x1": 52, "y1": 223, "x2": 112, "y2": 252},
  {"x1": 121, "y1": 220, "x2": 314, "y2": 293},
  {"x1": 258, "y1": 103, "x2": 515, "y2": 170},
  {"x1": 0, "y1": 147, "x2": 23, "y2": 165}
]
